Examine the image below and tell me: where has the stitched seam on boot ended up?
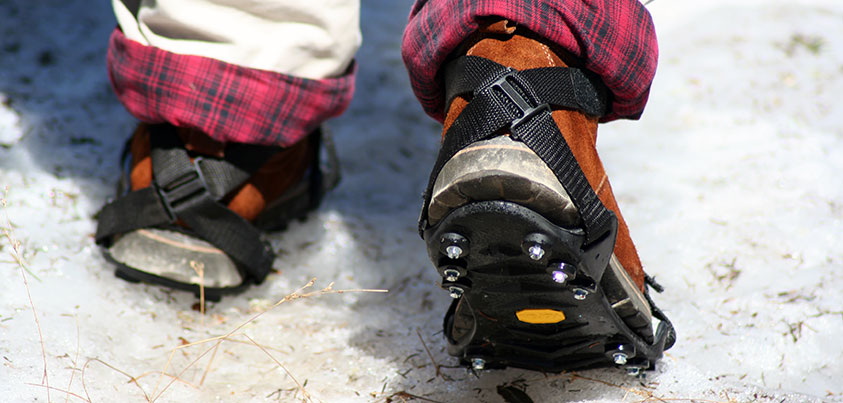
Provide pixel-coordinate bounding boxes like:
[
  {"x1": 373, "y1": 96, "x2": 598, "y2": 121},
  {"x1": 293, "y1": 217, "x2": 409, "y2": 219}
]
[
  {"x1": 595, "y1": 173, "x2": 608, "y2": 195},
  {"x1": 540, "y1": 44, "x2": 554, "y2": 67}
]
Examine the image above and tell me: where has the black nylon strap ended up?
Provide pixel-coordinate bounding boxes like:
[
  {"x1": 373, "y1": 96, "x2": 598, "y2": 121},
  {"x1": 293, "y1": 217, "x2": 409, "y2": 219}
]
[
  {"x1": 443, "y1": 56, "x2": 509, "y2": 107},
  {"x1": 444, "y1": 56, "x2": 608, "y2": 118},
  {"x1": 510, "y1": 108, "x2": 616, "y2": 245},
  {"x1": 171, "y1": 194, "x2": 274, "y2": 280},
  {"x1": 149, "y1": 125, "x2": 279, "y2": 199},
  {"x1": 94, "y1": 187, "x2": 171, "y2": 241},
  {"x1": 521, "y1": 67, "x2": 609, "y2": 117},
  {"x1": 307, "y1": 128, "x2": 325, "y2": 209},
  {"x1": 201, "y1": 142, "x2": 280, "y2": 197},
  {"x1": 421, "y1": 56, "x2": 615, "y2": 247},
  {"x1": 95, "y1": 124, "x2": 280, "y2": 282},
  {"x1": 151, "y1": 130, "x2": 274, "y2": 280}
]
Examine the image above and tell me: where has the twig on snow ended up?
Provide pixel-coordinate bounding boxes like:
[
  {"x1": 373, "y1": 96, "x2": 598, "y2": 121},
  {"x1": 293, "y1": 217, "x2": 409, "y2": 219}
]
[{"x1": 3, "y1": 188, "x2": 51, "y2": 402}]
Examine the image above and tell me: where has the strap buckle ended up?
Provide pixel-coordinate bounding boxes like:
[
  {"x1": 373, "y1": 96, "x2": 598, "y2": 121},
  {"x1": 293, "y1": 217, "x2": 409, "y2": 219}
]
[
  {"x1": 155, "y1": 157, "x2": 212, "y2": 221},
  {"x1": 488, "y1": 71, "x2": 551, "y2": 130}
]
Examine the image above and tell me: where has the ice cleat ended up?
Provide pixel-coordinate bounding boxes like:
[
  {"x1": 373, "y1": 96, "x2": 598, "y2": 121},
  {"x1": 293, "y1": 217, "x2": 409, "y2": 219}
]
[
  {"x1": 420, "y1": 22, "x2": 675, "y2": 374},
  {"x1": 95, "y1": 123, "x2": 339, "y2": 300}
]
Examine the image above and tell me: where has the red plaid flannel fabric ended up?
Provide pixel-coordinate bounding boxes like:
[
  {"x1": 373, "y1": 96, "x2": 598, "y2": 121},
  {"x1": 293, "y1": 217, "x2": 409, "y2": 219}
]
[
  {"x1": 402, "y1": 0, "x2": 658, "y2": 122},
  {"x1": 107, "y1": 29, "x2": 356, "y2": 147},
  {"x1": 107, "y1": 1, "x2": 656, "y2": 146}
]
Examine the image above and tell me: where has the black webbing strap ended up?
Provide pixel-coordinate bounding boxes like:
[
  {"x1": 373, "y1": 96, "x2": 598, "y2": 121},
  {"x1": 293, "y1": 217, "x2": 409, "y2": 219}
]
[
  {"x1": 95, "y1": 125, "x2": 280, "y2": 282},
  {"x1": 444, "y1": 56, "x2": 609, "y2": 118},
  {"x1": 198, "y1": 142, "x2": 281, "y2": 198},
  {"x1": 307, "y1": 128, "x2": 326, "y2": 209},
  {"x1": 421, "y1": 56, "x2": 615, "y2": 247},
  {"x1": 94, "y1": 188, "x2": 172, "y2": 239}
]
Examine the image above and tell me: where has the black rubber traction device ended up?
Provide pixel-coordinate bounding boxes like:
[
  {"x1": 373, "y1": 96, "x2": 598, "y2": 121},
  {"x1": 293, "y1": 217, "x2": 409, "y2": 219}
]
[
  {"x1": 425, "y1": 201, "x2": 674, "y2": 374},
  {"x1": 98, "y1": 126, "x2": 340, "y2": 302}
]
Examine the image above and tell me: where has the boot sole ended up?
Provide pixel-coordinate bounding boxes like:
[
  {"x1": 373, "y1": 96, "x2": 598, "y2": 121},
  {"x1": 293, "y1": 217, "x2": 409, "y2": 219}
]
[
  {"x1": 107, "y1": 194, "x2": 318, "y2": 301},
  {"x1": 425, "y1": 200, "x2": 673, "y2": 373},
  {"x1": 423, "y1": 135, "x2": 672, "y2": 373}
]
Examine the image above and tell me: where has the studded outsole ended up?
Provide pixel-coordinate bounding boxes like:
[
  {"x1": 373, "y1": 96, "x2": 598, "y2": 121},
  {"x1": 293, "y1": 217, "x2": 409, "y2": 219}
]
[{"x1": 424, "y1": 200, "x2": 674, "y2": 374}]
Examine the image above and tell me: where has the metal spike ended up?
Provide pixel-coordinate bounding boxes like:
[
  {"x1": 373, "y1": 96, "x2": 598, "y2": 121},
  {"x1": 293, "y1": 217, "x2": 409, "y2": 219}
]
[
  {"x1": 551, "y1": 270, "x2": 569, "y2": 284},
  {"x1": 443, "y1": 268, "x2": 460, "y2": 282},
  {"x1": 573, "y1": 288, "x2": 589, "y2": 300},
  {"x1": 613, "y1": 352, "x2": 628, "y2": 365},
  {"x1": 528, "y1": 244, "x2": 545, "y2": 261},
  {"x1": 445, "y1": 245, "x2": 463, "y2": 259}
]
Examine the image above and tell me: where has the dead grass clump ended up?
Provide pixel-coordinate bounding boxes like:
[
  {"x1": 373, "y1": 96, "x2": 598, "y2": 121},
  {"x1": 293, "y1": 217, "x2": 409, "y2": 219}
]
[
  {"x1": 6, "y1": 185, "x2": 388, "y2": 402},
  {"x1": 89, "y1": 279, "x2": 384, "y2": 402}
]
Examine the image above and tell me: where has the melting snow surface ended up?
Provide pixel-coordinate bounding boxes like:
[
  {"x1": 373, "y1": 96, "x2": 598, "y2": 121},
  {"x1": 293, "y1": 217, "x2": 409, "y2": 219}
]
[{"x1": 1, "y1": 0, "x2": 841, "y2": 401}]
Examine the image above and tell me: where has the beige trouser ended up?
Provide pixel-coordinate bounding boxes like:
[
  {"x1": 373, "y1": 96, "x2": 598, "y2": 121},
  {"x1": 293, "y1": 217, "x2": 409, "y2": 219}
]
[{"x1": 113, "y1": 0, "x2": 361, "y2": 79}]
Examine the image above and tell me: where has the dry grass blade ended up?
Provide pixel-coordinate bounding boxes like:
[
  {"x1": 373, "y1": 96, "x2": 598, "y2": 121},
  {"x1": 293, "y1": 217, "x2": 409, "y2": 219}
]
[
  {"x1": 3, "y1": 188, "x2": 51, "y2": 402},
  {"x1": 189, "y1": 260, "x2": 205, "y2": 323},
  {"x1": 378, "y1": 391, "x2": 445, "y2": 403},
  {"x1": 146, "y1": 278, "x2": 386, "y2": 402},
  {"x1": 243, "y1": 334, "x2": 312, "y2": 402},
  {"x1": 64, "y1": 314, "x2": 81, "y2": 403},
  {"x1": 1, "y1": 188, "x2": 41, "y2": 281},
  {"x1": 198, "y1": 340, "x2": 221, "y2": 386},
  {"x1": 25, "y1": 383, "x2": 89, "y2": 403},
  {"x1": 81, "y1": 358, "x2": 151, "y2": 402},
  {"x1": 150, "y1": 279, "x2": 323, "y2": 400},
  {"x1": 416, "y1": 328, "x2": 441, "y2": 378}
]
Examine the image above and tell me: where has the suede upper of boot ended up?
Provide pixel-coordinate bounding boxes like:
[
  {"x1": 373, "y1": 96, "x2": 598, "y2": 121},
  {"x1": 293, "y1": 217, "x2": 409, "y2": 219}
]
[
  {"x1": 128, "y1": 123, "x2": 312, "y2": 222},
  {"x1": 442, "y1": 20, "x2": 646, "y2": 291}
]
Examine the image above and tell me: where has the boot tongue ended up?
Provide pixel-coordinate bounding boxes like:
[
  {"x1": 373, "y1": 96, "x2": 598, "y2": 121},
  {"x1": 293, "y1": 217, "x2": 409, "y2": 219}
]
[
  {"x1": 481, "y1": 19, "x2": 516, "y2": 35},
  {"x1": 466, "y1": 19, "x2": 567, "y2": 71}
]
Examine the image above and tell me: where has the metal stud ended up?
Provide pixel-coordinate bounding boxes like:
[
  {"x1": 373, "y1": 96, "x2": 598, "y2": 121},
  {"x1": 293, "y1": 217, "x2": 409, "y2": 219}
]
[
  {"x1": 448, "y1": 286, "x2": 464, "y2": 299},
  {"x1": 551, "y1": 270, "x2": 569, "y2": 284},
  {"x1": 441, "y1": 233, "x2": 469, "y2": 259},
  {"x1": 613, "y1": 352, "x2": 628, "y2": 365},
  {"x1": 471, "y1": 358, "x2": 486, "y2": 370},
  {"x1": 573, "y1": 288, "x2": 589, "y2": 300},
  {"x1": 528, "y1": 244, "x2": 545, "y2": 261},
  {"x1": 522, "y1": 233, "x2": 551, "y2": 262},
  {"x1": 443, "y1": 268, "x2": 460, "y2": 282},
  {"x1": 548, "y1": 262, "x2": 576, "y2": 285},
  {"x1": 445, "y1": 245, "x2": 463, "y2": 259}
]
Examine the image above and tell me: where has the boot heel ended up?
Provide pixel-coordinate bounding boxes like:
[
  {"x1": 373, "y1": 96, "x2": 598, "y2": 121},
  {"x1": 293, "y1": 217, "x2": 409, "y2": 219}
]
[{"x1": 425, "y1": 201, "x2": 674, "y2": 374}]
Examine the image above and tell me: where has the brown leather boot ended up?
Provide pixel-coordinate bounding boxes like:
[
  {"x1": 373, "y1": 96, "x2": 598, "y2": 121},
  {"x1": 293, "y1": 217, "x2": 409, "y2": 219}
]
[
  {"x1": 95, "y1": 123, "x2": 339, "y2": 299},
  {"x1": 128, "y1": 123, "x2": 313, "y2": 221},
  {"x1": 422, "y1": 20, "x2": 673, "y2": 374}
]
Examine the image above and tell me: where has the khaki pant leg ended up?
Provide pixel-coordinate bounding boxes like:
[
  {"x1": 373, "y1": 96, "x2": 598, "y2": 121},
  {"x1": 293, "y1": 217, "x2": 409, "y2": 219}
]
[{"x1": 113, "y1": 0, "x2": 360, "y2": 79}]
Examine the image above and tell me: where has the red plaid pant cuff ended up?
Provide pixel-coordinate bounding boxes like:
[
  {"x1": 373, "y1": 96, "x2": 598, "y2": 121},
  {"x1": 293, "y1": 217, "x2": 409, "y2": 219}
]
[
  {"x1": 401, "y1": 0, "x2": 658, "y2": 123},
  {"x1": 107, "y1": 28, "x2": 356, "y2": 147}
]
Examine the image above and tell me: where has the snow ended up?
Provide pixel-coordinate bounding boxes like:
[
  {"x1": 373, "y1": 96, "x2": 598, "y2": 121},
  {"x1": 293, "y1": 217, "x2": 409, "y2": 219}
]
[{"x1": 1, "y1": 0, "x2": 841, "y2": 402}]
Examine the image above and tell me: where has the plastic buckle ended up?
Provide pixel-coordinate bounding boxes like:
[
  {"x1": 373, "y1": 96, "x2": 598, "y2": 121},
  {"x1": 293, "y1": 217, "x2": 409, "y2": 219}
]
[
  {"x1": 489, "y1": 71, "x2": 551, "y2": 130},
  {"x1": 155, "y1": 157, "x2": 212, "y2": 221}
]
